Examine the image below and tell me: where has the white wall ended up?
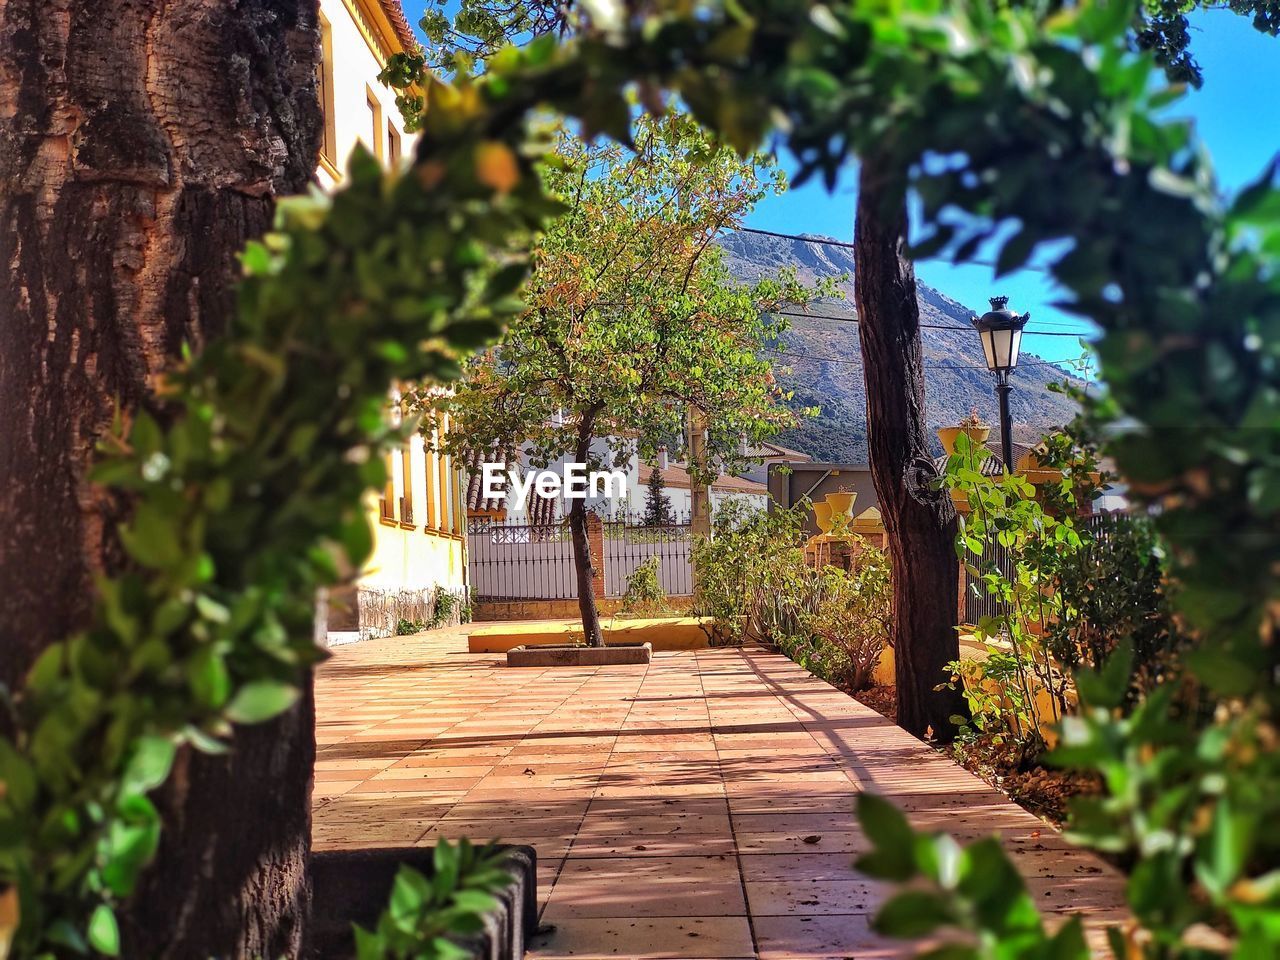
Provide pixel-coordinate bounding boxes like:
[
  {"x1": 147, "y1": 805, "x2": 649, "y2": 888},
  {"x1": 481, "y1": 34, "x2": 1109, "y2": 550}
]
[{"x1": 316, "y1": 0, "x2": 413, "y2": 190}]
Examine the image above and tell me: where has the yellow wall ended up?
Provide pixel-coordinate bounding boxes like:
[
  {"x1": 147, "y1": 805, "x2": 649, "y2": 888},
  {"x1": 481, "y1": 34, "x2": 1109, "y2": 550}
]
[
  {"x1": 365, "y1": 421, "x2": 467, "y2": 598},
  {"x1": 313, "y1": 3, "x2": 467, "y2": 639}
]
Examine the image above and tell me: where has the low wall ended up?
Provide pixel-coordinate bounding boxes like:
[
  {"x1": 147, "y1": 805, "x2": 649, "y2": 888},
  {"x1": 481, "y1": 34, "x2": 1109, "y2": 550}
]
[
  {"x1": 353, "y1": 585, "x2": 468, "y2": 641},
  {"x1": 469, "y1": 616, "x2": 716, "y2": 652},
  {"x1": 473, "y1": 595, "x2": 694, "y2": 622}
]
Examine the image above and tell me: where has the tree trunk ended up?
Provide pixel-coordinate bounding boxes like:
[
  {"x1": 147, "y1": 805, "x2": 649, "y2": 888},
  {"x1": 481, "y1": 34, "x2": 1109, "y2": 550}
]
[
  {"x1": 0, "y1": 1, "x2": 321, "y2": 954},
  {"x1": 853, "y1": 157, "x2": 969, "y2": 742},
  {"x1": 569, "y1": 408, "x2": 605, "y2": 646}
]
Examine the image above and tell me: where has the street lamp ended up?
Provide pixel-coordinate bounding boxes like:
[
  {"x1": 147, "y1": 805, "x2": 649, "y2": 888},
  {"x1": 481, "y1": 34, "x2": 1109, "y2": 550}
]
[{"x1": 971, "y1": 296, "x2": 1030, "y2": 472}]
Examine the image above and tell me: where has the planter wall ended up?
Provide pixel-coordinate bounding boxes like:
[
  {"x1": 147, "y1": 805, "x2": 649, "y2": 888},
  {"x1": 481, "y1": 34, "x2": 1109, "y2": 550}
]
[{"x1": 307, "y1": 845, "x2": 537, "y2": 960}]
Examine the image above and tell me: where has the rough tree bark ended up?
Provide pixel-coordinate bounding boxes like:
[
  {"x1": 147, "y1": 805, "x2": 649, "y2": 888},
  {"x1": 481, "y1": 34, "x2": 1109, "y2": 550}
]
[
  {"x1": 0, "y1": 1, "x2": 321, "y2": 955},
  {"x1": 854, "y1": 157, "x2": 969, "y2": 742},
  {"x1": 569, "y1": 406, "x2": 606, "y2": 646}
]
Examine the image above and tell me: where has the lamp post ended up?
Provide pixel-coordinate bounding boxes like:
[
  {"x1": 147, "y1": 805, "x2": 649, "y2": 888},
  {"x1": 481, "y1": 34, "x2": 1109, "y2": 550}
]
[{"x1": 971, "y1": 296, "x2": 1030, "y2": 472}]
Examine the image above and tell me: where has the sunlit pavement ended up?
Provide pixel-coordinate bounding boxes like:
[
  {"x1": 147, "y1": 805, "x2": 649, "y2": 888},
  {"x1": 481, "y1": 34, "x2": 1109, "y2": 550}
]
[{"x1": 313, "y1": 629, "x2": 1127, "y2": 958}]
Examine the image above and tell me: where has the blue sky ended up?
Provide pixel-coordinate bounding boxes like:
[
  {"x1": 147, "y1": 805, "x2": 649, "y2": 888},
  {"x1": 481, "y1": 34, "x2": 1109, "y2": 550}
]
[{"x1": 402, "y1": 5, "x2": 1279, "y2": 366}]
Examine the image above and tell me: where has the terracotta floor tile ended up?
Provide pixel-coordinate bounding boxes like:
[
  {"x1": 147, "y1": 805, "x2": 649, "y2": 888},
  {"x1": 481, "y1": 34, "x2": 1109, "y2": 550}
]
[
  {"x1": 568, "y1": 834, "x2": 738, "y2": 858},
  {"x1": 744, "y1": 879, "x2": 886, "y2": 916},
  {"x1": 575, "y1": 814, "x2": 732, "y2": 837},
  {"x1": 735, "y1": 831, "x2": 870, "y2": 856},
  {"x1": 739, "y1": 854, "x2": 865, "y2": 883},
  {"x1": 752, "y1": 914, "x2": 909, "y2": 959},
  {"x1": 530, "y1": 916, "x2": 755, "y2": 957},
  {"x1": 544, "y1": 876, "x2": 746, "y2": 918},
  {"x1": 312, "y1": 632, "x2": 1127, "y2": 959}
]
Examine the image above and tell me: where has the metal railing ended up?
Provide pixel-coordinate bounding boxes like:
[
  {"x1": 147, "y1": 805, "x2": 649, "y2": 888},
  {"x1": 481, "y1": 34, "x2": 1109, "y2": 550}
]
[
  {"x1": 603, "y1": 514, "x2": 694, "y2": 598},
  {"x1": 466, "y1": 517, "x2": 577, "y2": 600},
  {"x1": 961, "y1": 509, "x2": 1130, "y2": 626}
]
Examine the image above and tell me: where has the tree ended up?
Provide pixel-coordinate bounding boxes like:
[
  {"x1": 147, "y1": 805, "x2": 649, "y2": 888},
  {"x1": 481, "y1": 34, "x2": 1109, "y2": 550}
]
[
  {"x1": 853, "y1": 164, "x2": 968, "y2": 740},
  {"x1": 1136, "y1": 0, "x2": 1279, "y2": 86},
  {"x1": 0, "y1": 3, "x2": 320, "y2": 955},
  {"x1": 848, "y1": 0, "x2": 1276, "y2": 742},
  {"x1": 433, "y1": 111, "x2": 813, "y2": 646},
  {"x1": 641, "y1": 465, "x2": 675, "y2": 526}
]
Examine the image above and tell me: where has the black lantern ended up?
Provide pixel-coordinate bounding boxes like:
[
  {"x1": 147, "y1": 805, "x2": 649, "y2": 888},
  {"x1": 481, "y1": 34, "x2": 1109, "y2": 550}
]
[{"x1": 971, "y1": 296, "x2": 1030, "y2": 471}]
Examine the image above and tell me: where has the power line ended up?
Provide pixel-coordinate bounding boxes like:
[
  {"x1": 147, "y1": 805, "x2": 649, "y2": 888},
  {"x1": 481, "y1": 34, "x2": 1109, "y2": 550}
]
[
  {"x1": 725, "y1": 224, "x2": 1056, "y2": 276},
  {"x1": 771, "y1": 349, "x2": 1090, "y2": 374},
  {"x1": 734, "y1": 225, "x2": 857, "y2": 251},
  {"x1": 770, "y1": 308, "x2": 1090, "y2": 339}
]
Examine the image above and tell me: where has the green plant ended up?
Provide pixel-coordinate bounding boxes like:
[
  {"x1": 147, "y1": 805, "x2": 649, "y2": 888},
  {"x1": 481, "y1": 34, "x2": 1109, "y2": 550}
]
[
  {"x1": 942, "y1": 430, "x2": 1105, "y2": 754},
  {"x1": 692, "y1": 500, "x2": 815, "y2": 645},
  {"x1": 431, "y1": 591, "x2": 460, "y2": 629},
  {"x1": 1047, "y1": 510, "x2": 1185, "y2": 709},
  {"x1": 354, "y1": 839, "x2": 515, "y2": 960},
  {"x1": 619, "y1": 557, "x2": 671, "y2": 618},
  {"x1": 792, "y1": 546, "x2": 893, "y2": 692},
  {"x1": 396, "y1": 618, "x2": 425, "y2": 637}
]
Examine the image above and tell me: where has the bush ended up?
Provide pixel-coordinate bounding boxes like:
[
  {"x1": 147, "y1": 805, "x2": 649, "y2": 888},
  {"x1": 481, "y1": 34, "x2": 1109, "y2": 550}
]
[
  {"x1": 1047, "y1": 510, "x2": 1185, "y2": 709},
  {"x1": 692, "y1": 500, "x2": 892, "y2": 691},
  {"x1": 691, "y1": 500, "x2": 813, "y2": 645},
  {"x1": 619, "y1": 557, "x2": 671, "y2": 618},
  {"x1": 788, "y1": 547, "x2": 893, "y2": 692},
  {"x1": 943, "y1": 429, "x2": 1185, "y2": 754}
]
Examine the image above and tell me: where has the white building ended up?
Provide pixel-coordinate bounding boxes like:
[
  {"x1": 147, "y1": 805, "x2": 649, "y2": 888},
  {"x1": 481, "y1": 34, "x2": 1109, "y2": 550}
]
[
  {"x1": 315, "y1": 0, "x2": 416, "y2": 190},
  {"x1": 316, "y1": 0, "x2": 471, "y2": 642}
]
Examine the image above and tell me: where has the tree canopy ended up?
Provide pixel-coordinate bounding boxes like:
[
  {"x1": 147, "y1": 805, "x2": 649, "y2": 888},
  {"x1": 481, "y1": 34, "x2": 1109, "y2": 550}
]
[{"x1": 431, "y1": 109, "x2": 815, "y2": 486}]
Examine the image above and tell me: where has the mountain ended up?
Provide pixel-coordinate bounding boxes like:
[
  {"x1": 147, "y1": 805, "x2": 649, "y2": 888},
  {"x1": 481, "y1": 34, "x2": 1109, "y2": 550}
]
[{"x1": 718, "y1": 230, "x2": 1083, "y2": 463}]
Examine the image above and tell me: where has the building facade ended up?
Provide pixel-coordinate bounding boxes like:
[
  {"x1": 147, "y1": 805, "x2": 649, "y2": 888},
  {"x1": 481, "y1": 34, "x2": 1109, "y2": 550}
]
[{"x1": 317, "y1": 0, "x2": 469, "y2": 642}]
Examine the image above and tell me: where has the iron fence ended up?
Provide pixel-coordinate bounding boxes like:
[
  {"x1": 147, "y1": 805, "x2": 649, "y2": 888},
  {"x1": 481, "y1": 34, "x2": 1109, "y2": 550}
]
[
  {"x1": 603, "y1": 515, "x2": 694, "y2": 598},
  {"x1": 466, "y1": 517, "x2": 577, "y2": 600},
  {"x1": 962, "y1": 539, "x2": 1016, "y2": 626},
  {"x1": 466, "y1": 513, "x2": 696, "y2": 602},
  {"x1": 961, "y1": 509, "x2": 1131, "y2": 626}
]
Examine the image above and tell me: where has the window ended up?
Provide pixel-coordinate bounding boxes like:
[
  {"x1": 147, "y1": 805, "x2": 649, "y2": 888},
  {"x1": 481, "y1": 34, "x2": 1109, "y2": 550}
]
[
  {"x1": 366, "y1": 87, "x2": 384, "y2": 162},
  {"x1": 399, "y1": 446, "x2": 414, "y2": 527},
  {"x1": 436, "y1": 416, "x2": 451, "y2": 532},
  {"x1": 379, "y1": 453, "x2": 395, "y2": 523},
  {"x1": 387, "y1": 123, "x2": 401, "y2": 166},
  {"x1": 317, "y1": 15, "x2": 338, "y2": 169}
]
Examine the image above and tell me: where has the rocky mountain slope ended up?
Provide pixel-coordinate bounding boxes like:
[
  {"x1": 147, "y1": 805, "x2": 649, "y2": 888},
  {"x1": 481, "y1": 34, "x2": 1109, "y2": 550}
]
[{"x1": 719, "y1": 230, "x2": 1083, "y2": 463}]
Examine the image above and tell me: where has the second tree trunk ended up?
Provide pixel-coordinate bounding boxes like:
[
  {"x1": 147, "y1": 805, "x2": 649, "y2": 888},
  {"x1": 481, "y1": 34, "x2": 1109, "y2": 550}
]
[{"x1": 853, "y1": 157, "x2": 969, "y2": 741}]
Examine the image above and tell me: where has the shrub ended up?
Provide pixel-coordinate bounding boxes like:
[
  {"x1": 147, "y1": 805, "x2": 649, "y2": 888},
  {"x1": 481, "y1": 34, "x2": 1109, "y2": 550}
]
[
  {"x1": 942, "y1": 428, "x2": 1186, "y2": 754},
  {"x1": 790, "y1": 546, "x2": 893, "y2": 692},
  {"x1": 798, "y1": 547, "x2": 890, "y2": 691},
  {"x1": 619, "y1": 557, "x2": 671, "y2": 618},
  {"x1": 691, "y1": 500, "x2": 813, "y2": 645},
  {"x1": 1047, "y1": 510, "x2": 1185, "y2": 709},
  {"x1": 693, "y1": 500, "x2": 892, "y2": 690}
]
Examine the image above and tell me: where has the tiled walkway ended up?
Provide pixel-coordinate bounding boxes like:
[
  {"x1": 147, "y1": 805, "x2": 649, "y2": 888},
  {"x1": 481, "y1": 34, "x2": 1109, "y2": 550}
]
[{"x1": 313, "y1": 630, "x2": 1127, "y2": 958}]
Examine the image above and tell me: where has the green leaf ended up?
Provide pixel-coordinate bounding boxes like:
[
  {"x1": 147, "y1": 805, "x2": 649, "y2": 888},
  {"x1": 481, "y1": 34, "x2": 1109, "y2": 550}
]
[
  {"x1": 121, "y1": 736, "x2": 177, "y2": 795},
  {"x1": 225, "y1": 681, "x2": 300, "y2": 725},
  {"x1": 873, "y1": 890, "x2": 957, "y2": 937},
  {"x1": 353, "y1": 924, "x2": 385, "y2": 960},
  {"x1": 855, "y1": 794, "x2": 918, "y2": 881},
  {"x1": 188, "y1": 647, "x2": 232, "y2": 709},
  {"x1": 119, "y1": 501, "x2": 183, "y2": 570},
  {"x1": 1073, "y1": 638, "x2": 1133, "y2": 710},
  {"x1": 88, "y1": 904, "x2": 121, "y2": 957}
]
